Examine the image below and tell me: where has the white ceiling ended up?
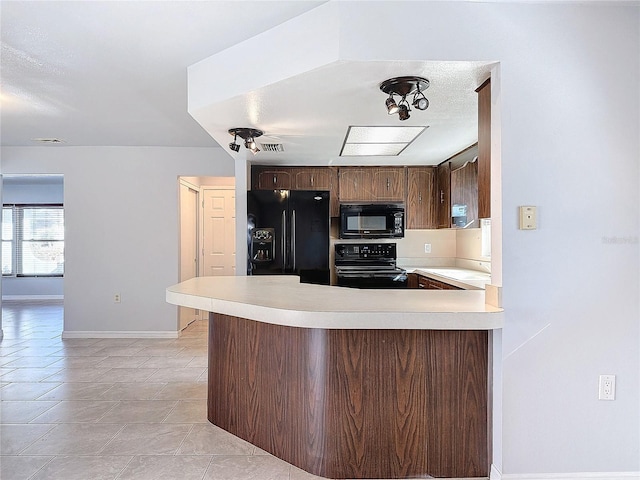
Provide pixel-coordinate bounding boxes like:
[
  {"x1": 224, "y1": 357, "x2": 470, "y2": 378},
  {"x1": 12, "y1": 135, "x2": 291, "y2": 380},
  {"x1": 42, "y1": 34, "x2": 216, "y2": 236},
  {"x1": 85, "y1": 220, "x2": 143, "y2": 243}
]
[
  {"x1": 1, "y1": 1, "x2": 493, "y2": 166},
  {"x1": 1, "y1": 1, "x2": 324, "y2": 148}
]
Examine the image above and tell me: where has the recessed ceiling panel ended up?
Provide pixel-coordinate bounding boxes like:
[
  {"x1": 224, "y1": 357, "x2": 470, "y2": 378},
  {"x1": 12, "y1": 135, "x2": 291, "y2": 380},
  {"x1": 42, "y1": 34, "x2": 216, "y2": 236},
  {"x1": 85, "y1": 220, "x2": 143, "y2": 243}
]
[
  {"x1": 345, "y1": 126, "x2": 426, "y2": 144},
  {"x1": 340, "y1": 143, "x2": 407, "y2": 157}
]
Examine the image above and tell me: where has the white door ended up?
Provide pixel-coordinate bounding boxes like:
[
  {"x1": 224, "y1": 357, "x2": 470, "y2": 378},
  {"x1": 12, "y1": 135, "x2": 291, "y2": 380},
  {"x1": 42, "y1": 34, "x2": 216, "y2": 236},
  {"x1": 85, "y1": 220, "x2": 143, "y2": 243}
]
[
  {"x1": 179, "y1": 183, "x2": 199, "y2": 330},
  {"x1": 202, "y1": 187, "x2": 236, "y2": 276}
]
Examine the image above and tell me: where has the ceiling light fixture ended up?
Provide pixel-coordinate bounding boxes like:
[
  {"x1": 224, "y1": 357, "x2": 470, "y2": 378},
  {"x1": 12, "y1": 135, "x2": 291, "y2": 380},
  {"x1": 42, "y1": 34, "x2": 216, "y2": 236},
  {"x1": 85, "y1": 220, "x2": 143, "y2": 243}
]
[
  {"x1": 228, "y1": 133, "x2": 241, "y2": 152},
  {"x1": 228, "y1": 128, "x2": 263, "y2": 155},
  {"x1": 379, "y1": 76, "x2": 430, "y2": 121}
]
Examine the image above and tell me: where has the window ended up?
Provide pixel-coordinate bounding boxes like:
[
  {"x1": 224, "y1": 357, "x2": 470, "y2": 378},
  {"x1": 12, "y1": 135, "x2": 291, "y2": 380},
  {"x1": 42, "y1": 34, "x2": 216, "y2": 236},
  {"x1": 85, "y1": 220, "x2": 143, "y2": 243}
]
[{"x1": 2, "y1": 205, "x2": 64, "y2": 276}]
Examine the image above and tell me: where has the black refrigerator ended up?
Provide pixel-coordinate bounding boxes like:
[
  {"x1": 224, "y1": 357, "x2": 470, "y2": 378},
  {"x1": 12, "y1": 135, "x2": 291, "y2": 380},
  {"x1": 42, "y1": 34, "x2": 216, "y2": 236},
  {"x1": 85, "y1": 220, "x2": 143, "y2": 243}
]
[{"x1": 247, "y1": 190, "x2": 330, "y2": 285}]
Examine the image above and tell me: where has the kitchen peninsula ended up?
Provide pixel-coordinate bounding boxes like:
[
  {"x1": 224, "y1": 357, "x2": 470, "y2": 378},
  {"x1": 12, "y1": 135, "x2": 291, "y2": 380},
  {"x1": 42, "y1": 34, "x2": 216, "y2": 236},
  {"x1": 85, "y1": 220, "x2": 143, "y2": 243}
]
[{"x1": 166, "y1": 276, "x2": 503, "y2": 479}]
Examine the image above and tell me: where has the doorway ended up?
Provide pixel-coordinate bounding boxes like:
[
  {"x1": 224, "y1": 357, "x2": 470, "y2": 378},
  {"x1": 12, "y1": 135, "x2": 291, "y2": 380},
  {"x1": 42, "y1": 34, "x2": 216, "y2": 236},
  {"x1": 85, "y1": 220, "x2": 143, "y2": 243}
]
[{"x1": 178, "y1": 176, "x2": 235, "y2": 331}]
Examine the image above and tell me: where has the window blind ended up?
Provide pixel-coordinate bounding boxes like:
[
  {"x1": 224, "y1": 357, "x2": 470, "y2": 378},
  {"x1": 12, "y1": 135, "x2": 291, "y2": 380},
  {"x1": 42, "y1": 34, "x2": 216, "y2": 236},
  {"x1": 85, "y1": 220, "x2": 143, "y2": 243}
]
[{"x1": 2, "y1": 205, "x2": 64, "y2": 276}]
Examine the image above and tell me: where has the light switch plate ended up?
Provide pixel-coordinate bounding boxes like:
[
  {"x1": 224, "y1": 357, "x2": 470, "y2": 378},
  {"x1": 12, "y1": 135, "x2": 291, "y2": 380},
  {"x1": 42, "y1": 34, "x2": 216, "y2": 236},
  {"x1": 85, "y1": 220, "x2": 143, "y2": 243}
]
[{"x1": 519, "y1": 206, "x2": 537, "y2": 230}]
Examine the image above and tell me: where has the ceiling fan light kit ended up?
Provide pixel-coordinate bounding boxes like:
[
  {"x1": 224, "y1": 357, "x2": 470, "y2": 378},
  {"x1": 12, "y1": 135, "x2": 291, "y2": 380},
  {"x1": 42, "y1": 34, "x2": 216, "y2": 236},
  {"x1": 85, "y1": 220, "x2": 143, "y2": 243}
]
[
  {"x1": 228, "y1": 127, "x2": 263, "y2": 155},
  {"x1": 380, "y1": 76, "x2": 430, "y2": 121}
]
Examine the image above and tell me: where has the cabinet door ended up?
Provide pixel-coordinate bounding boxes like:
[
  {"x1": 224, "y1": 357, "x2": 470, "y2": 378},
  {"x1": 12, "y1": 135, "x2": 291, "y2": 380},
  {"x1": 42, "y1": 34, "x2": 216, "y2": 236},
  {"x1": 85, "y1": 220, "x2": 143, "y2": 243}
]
[
  {"x1": 451, "y1": 160, "x2": 478, "y2": 228},
  {"x1": 428, "y1": 277, "x2": 462, "y2": 290},
  {"x1": 372, "y1": 168, "x2": 405, "y2": 201},
  {"x1": 477, "y1": 78, "x2": 491, "y2": 219},
  {"x1": 256, "y1": 169, "x2": 291, "y2": 189},
  {"x1": 338, "y1": 168, "x2": 373, "y2": 201},
  {"x1": 293, "y1": 168, "x2": 331, "y2": 190},
  {"x1": 338, "y1": 167, "x2": 405, "y2": 202},
  {"x1": 436, "y1": 162, "x2": 451, "y2": 228},
  {"x1": 406, "y1": 167, "x2": 436, "y2": 229}
]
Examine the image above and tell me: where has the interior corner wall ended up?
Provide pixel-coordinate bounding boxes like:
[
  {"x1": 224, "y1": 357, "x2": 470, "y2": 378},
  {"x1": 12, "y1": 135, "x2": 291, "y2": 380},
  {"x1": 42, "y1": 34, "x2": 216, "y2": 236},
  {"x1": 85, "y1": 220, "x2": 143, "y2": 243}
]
[
  {"x1": 0, "y1": 146, "x2": 233, "y2": 334},
  {"x1": 334, "y1": 1, "x2": 639, "y2": 475}
]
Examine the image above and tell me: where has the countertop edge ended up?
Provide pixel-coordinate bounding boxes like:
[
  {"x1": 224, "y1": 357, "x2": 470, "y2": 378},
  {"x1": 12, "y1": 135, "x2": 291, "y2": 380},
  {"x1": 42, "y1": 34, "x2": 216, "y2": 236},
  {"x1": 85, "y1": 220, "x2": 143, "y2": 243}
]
[{"x1": 167, "y1": 277, "x2": 503, "y2": 331}]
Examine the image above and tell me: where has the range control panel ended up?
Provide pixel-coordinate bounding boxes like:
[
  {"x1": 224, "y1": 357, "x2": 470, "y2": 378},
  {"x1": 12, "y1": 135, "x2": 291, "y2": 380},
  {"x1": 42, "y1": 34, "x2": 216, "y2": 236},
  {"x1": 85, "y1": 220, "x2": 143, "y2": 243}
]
[{"x1": 335, "y1": 243, "x2": 397, "y2": 262}]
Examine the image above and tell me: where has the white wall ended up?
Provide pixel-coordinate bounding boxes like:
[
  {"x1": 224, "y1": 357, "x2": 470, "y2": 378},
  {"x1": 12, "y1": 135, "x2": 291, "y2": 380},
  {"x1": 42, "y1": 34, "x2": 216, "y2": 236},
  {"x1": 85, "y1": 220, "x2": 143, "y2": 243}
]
[
  {"x1": 331, "y1": 1, "x2": 639, "y2": 475},
  {"x1": 1, "y1": 146, "x2": 233, "y2": 335}
]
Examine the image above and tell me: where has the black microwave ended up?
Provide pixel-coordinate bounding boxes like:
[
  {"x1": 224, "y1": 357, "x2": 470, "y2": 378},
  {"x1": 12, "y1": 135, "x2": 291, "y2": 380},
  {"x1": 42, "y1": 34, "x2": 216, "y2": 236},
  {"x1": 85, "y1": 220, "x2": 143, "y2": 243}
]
[{"x1": 339, "y1": 203, "x2": 405, "y2": 239}]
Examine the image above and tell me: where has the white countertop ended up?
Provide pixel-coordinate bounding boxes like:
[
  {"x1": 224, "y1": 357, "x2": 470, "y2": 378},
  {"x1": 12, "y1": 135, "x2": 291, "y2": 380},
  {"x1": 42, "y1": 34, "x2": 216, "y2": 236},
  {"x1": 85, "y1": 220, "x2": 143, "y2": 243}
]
[
  {"x1": 166, "y1": 276, "x2": 503, "y2": 330},
  {"x1": 404, "y1": 267, "x2": 492, "y2": 290}
]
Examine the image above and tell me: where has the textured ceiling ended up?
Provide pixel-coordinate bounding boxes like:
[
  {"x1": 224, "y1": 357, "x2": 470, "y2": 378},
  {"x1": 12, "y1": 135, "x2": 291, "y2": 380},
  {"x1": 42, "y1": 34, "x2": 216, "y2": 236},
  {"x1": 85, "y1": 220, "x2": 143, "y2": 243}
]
[
  {"x1": 1, "y1": 1, "x2": 493, "y2": 166},
  {"x1": 0, "y1": 1, "x2": 325, "y2": 147}
]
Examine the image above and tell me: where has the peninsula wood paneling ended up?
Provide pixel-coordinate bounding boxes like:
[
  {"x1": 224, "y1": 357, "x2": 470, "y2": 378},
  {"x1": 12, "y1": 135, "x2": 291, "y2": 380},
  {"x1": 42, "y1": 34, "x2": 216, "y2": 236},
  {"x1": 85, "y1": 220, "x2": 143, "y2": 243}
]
[{"x1": 208, "y1": 313, "x2": 490, "y2": 479}]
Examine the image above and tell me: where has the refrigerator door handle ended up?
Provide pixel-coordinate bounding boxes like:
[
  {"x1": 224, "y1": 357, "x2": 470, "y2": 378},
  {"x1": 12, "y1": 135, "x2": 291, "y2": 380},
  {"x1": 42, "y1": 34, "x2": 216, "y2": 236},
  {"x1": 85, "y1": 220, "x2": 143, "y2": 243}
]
[
  {"x1": 292, "y1": 209, "x2": 296, "y2": 271},
  {"x1": 282, "y1": 210, "x2": 287, "y2": 270}
]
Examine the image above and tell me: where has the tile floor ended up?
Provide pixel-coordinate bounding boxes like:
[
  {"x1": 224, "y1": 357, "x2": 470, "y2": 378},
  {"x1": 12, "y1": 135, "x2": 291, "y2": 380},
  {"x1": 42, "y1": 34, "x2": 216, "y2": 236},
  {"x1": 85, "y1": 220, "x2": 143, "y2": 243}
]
[{"x1": 0, "y1": 300, "x2": 323, "y2": 480}]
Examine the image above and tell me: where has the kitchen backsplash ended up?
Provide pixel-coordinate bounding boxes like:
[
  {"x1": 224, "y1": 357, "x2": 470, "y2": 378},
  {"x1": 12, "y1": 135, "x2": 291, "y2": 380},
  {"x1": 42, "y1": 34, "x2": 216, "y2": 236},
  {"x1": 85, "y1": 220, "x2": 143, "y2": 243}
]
[
  {"x1": 396, "y1": 228, "x2": 491, "y2": 272},
  {"x1": 329, "y1": 219, "x2": 491, "y2": 273}
]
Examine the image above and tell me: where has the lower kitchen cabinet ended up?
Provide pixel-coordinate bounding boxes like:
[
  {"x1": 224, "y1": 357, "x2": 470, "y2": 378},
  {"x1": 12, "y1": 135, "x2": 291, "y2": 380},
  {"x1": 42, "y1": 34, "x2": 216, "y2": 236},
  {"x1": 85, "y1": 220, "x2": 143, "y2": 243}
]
[{"x1": 408, "y1": 273, "x2": 462, "y2": 290}]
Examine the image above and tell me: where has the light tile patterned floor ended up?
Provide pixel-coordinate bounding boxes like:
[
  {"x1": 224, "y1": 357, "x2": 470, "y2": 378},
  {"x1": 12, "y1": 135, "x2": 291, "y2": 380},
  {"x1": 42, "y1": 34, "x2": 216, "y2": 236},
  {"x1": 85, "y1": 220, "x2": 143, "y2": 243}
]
[{"x1": 0, "y1": 300, "x2": 323, "y2": 480}]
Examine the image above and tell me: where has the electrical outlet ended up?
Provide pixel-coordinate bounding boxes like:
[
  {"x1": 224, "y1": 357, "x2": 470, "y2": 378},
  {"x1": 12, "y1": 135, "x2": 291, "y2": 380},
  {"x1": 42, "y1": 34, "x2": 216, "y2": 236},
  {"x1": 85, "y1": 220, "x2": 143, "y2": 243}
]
[
  {"x1": 114, "y1": 294, "x2": 121, "y2": 303},
  {"x1": 424, "y1": 243, "x2": 431, "y2": 253},
  {"x1": 599, "y1": 374, "x2": 615, "y2": 400}
]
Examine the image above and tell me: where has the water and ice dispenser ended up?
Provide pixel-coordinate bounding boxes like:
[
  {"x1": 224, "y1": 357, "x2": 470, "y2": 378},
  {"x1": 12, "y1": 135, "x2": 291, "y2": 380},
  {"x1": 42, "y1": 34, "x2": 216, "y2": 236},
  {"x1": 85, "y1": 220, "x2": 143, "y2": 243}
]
[{"x1": 250, "y1": 228, "x2": 275, "y2": 263}]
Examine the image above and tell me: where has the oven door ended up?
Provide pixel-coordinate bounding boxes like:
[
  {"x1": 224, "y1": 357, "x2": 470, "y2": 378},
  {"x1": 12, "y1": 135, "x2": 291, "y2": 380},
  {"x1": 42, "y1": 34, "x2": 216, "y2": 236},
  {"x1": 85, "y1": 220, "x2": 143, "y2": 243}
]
[{"x1": 336, "y1": 268, "x2": 408, "y2": 289}]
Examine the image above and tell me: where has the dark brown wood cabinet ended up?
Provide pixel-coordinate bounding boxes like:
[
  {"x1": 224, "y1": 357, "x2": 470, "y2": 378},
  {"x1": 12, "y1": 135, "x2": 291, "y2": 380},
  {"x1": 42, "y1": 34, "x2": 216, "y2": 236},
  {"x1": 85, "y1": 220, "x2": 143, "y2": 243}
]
[
  {"x1": 338, "y1": 167, "x2": 406, "y2": 202},
  {"x1": 477, "y1": 78, "x2": 491, "y2": 219},
  {"x1": 451, "y1": 159, "x2": 478, "y2": 228},
  {"x1": 426, "y1": 277, "x2": 462, "y2": 290},
  {"x1": 436, "y1": 162, "x2": 452, "y2": 228},
  {"x1": 372, "y1": 167, "x2": 406, "y2": 201},
  {"x1": 408, "y1": 272, "x2": 462, "y2": 290},
  {"x1": 406, "y1": 167, "x2": 437, "y2": 229},
  {"x1": 254, "y1": 168, "x2": 292, "y2": 189},
  {"x1": 292, "y1": 167, "x2": 331, "y2": 190}
]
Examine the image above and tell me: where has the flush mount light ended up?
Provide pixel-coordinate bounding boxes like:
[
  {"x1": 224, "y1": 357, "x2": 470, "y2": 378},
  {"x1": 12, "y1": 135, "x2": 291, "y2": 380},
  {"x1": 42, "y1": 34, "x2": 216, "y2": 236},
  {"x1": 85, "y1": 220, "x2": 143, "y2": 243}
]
[
  {"x1": 228, "y1": 128, "x2": 263, "y2": 155},
  {"x1": 339, "y1": 125, "x2": 428, "y2": 157},
  {"x1": 379, "y1": 76, "x2": 430, "y2": 121}
]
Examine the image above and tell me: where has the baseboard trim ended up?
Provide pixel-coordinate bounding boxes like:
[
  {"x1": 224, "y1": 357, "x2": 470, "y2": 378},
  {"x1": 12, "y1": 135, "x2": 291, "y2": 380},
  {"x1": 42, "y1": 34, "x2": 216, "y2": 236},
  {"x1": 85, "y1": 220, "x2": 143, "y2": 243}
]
[
  {"x1": 502, "y1": 472, "x2": 640, "y2": 480},
  {"x1": 62, "y1": 330, "x2": 179, "y2": 339},
  {"x1": 2, "y1": 295, "x2": 64, "y2": 300}
]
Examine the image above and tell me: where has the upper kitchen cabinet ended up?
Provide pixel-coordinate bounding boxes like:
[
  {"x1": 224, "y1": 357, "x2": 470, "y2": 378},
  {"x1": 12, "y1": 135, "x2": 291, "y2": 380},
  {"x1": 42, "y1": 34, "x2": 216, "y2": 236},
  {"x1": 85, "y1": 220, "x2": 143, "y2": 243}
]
[
  {"x1": 476, "y1": 78, "x2": 491, "y2": 219},
  {"x1": 436, "y1": 162, "x2": 452, "y2": 228},
  {"x1": 406, "y1": 167, "x2": 437, "y2": 229},
  {"x1": 292, "y1": 168, "x2": 332, "y2": 190},
  {"x1": 253, "y1": 167, "x2": 292, "y2": 190},
  {"x1": 451, "y1": 159, "x2": 478, "y2": 228},
  {"x1": 338, "y1": 167, "x2": 405, "y2": 202},
  {"x1": 372, "y1": 168, "x2": 406, "y2": 201}
]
